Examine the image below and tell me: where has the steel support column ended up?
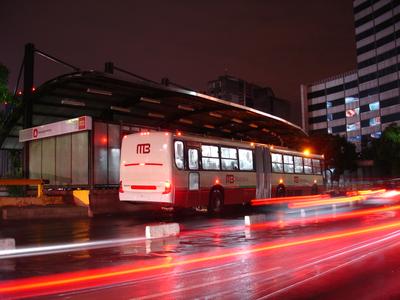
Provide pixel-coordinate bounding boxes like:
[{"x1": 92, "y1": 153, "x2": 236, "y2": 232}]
[{"x1": 23, "y1": 43, "x2": 35, "y2": 178}]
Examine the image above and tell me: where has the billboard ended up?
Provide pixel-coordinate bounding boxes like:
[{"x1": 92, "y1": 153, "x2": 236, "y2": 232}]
[{"x1": 19, "y1": 116, "x2": 92, "y2": 142}]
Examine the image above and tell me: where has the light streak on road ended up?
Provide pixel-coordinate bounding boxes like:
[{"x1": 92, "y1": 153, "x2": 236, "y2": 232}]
[
  {"x1": 259, "y1": 230, "x2": 400, "y2": 299},
  {"x1": 2, "y1": 220, "x2": 400, "y2": 298},
  {"x1": 379, "y1": 190, "x2": 400, "y2": 198},
  {"x1": 288, "y1": 195, "x2": 365, "y2": 209},
  {"x1": 248, "y1": 204, "x2": 400, "y2": 230},
  {"x1": 251, "y1": 194, "x2": 329, "y2": 206},
  {"x1": 4, "y1": 197, "x2": 400, "y2": 262},
  {"x1": 356, "y1": 189, "x2": 386, "y2": 196},
  {"x1": 0, "y1": 237, "x2": 147, "y2": 260}
]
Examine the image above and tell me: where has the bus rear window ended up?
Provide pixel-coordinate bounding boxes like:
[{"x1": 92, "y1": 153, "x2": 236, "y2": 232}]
[
  {"x1": 202, "y1": 145, "x2": 220, "y2": 170},
  {"x1": 238, "y1": 149, "x2": 253, "y2": 170},
  {"x1": 174, "y1": 141, "x2": 184, "y2": 170}
]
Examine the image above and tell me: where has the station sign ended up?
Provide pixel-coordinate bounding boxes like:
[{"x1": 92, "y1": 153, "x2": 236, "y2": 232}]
[{"x1": 19, "y1": 116, "x2": 92, "y2": 142}]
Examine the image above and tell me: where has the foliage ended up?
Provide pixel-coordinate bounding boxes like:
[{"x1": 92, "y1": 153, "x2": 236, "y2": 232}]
[
  {"x1": 0, "y1": 63, "x2": 19, "y2": 123},
  {"x1": 307, "y1": 132, "x2": 358, "y2": 181},
  {"x1": 0, "y1": 63, "x2": 12, "y2": 103},
  {"x1": 3, "y1": 150, "x2": 24, "y2": 196},
  {"x1": 372, "y1": 124, "x2": 400, "y2": 177},
  {"x1": 0, "y1": 63, "x2": 9, "y2": 85}
]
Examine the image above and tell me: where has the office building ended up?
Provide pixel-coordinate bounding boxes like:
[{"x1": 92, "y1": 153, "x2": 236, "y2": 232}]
[
  {"x1": 302, "y1": 0, "x2": 400, "y2": 151},
  {"x1": 208, "y1": 75, "x2": 291, "y2": 121}
]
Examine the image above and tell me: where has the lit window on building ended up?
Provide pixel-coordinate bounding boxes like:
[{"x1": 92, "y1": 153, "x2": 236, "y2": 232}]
[
  {"x1": 369, "y1": 117, "x2": 381, "y2": 126},
  {"x1": 370, "y1": 131, "x2": 382, "y2": 139},
  {"x1": 346, "y1": 122, "x2": 360, "y2": 132},
  {"x1": 327, "y1": 113, "x2": 333, "y2": 121},
  {"x1": 369, "y1": 101, "x2": 379, "y2": 111},
  {"x1": 348, "y1": 135, "x2": 361, "y2": 142},
  {"x1": 345, "y1": 96, "x2": 359, "y2": 104},
  {"x1": 326, "y1": 101, "x2": 332, "y2": 108},
  {"x1": 346, "y1": 108, "x2": 359, "y2": 117},
  {"x1": 328, "y1": 127, "x2": 332, "y2": 134}
]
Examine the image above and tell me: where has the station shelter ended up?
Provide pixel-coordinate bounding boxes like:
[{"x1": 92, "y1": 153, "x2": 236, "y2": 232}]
[{"x1": 2, "y1": 70, "x2": 307, "y2": 214}]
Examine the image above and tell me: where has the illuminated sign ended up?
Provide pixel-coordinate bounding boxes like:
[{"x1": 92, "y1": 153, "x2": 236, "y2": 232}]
[{"x1": 19, "y1": 116, "x2": 92, "y2": 142}]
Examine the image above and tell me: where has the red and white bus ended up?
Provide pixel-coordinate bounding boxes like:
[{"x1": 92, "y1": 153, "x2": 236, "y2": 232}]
[{"x1": 119, "y1": 131, "x2": 324, "y2": 213}]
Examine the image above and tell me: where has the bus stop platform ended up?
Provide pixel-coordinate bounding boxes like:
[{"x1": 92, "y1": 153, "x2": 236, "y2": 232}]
[{"x1": 2, "y1": 205, "x2": 89, "y2": 220}]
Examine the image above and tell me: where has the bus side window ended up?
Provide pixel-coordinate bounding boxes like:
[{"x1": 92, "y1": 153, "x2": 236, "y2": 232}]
[
  {"x1": 283, "y1": 155, "x2": 294, "y2": 173},
  {"x1": 271, "y1": 153, "x2": 283, "y2": 173},
  {"x1": 174, "y1": 141, "x2": 184, "y2": 170},
  {"x1": 202, "y1": 145, "x2": 220, "y2": 170},
  {"x1": 312, "y1": 159, "x2": 321, "y2": 174},
  {"x1": 221, "y1": 147, "x2": 238, "y2": 170},
  {"x1": 238, "y1": 149, "x2": 253, "y2": 171},
  {"x1": 294, "y1": 156, "x2": 303, "y2": 173},
  {"x1": 304, "y1": 158, "x2": 312, "y2": 174},
  {"x1": 188, "y1": 149, "x2": 199, "y2": 170}
]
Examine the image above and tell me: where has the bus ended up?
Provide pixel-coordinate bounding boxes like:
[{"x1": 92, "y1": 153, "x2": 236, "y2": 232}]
[{"x1": 119, "y1": 131, "x2": 324, "y2": 213}]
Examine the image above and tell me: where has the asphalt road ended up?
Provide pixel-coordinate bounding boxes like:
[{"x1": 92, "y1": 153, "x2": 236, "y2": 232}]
[{"x1": 1, "y1": 195, "x2": 400, "y2": 299}]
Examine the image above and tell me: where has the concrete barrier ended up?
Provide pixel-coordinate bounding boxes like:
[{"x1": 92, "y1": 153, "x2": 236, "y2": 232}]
[
  {"x1": 0, "y1": 238, "x2": 15, "y2": 250},
  {"x1": 244, "y1": 214, "x2": 267, "y2": 226},
  {"x1": 145, "y1": 223, "x2": 180, "y2": 239}
]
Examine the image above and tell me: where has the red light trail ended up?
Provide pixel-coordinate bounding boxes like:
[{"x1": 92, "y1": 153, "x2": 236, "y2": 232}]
[{"x1": 2, "y1": 219, "x2": 400, "y2": 298}]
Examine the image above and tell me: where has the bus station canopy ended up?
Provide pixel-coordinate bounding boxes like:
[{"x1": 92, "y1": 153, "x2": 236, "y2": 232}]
[{"x1": 5, "y1": 70, "x2": 308, "y2": 149}]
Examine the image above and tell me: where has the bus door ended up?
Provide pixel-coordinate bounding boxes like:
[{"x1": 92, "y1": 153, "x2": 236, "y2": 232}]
[
  {"x1": 255, "y1": 146, "x2": 272, "y2": 199},
  {"x1": 187, "y1": 147, "x2": 201, "y2": 207}
]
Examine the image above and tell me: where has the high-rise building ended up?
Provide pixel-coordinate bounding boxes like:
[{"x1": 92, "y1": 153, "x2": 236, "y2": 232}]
[
  {"x1": 208, "y1": 75, "x2": 291, "y2": 121},
  {"x1": 301, "y1": 0, "x2": 400, "y2": 151}
]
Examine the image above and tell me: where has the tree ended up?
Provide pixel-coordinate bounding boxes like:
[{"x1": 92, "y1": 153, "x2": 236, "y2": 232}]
[
  {"x1": 307, "y1": 132, "x2": 358, "y2": 181},
  {"x1": 0, "y1": 63, "x2": 12, "y2": 105},
  {"x1": 374, "y1": 124, "x2": 400, "y2": 177}
]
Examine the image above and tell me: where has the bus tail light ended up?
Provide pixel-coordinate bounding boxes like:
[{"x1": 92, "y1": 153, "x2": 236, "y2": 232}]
[
  {"x1": 119, "y1": 180, "x2": 124, "y2": 193},
  {"x1": 162, "y1": 181, "x2": 172, "y2": 194}
]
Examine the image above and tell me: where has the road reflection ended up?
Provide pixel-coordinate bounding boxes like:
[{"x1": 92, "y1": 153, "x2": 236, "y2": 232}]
[{"x1": 1, "y1": 189, "x2": 400, "y2": 298}]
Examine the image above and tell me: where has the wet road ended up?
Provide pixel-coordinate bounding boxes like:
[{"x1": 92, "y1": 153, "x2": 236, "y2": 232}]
[{"x1": 1, "y1": 193, "x2": 400, "y2": 299}]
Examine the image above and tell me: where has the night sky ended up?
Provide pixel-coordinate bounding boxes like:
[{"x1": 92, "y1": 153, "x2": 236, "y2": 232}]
[{"x1": 1, "y1": 0, "x2": 356, "y2": 125}]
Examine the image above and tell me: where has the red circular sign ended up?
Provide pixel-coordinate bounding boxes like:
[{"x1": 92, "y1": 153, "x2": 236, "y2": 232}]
[{"x1": 33, "y1": 128, "x2": 38, "y2": 138}]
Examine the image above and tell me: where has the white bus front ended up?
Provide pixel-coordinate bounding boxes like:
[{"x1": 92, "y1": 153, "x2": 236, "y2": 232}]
[{"x1": 119, "y1": 132, "x2": 173, "y2": 204}]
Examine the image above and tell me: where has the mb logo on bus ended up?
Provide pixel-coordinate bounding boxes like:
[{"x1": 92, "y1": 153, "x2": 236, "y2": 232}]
[{"x1": 137, "y1": 143, "x2": 150, "y2": 154}]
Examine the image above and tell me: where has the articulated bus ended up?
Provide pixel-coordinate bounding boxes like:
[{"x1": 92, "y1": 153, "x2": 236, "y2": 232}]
[{"x1": 119, "y1": 131, "x2": 324, "y2": 213}]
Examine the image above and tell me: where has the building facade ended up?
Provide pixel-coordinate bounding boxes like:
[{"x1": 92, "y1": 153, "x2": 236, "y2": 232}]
[
  {"x1": 302, "y1": 0, "x2": 400, "y2": 151},
  {"x1": 208, "y1": 75, "x2": 291, "y2": 121}
]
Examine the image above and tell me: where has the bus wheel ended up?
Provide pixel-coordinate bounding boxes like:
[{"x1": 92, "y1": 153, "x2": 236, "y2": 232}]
[
  {"x1": 276, "y1": 184, "x2": 286, "y2": 197},
  {"x1": 311, "y1": 183, "x2": 318, "y2": 195},
  {"x1": 208, "y1": 189, "x2": 223, "y2": 215}
]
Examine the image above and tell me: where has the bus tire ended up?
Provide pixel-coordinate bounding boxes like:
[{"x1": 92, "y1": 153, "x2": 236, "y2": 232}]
[
  {"x1": 208, "y1": 189, "x2": 224, "y2": 215},
  {"x1": 311, "y1": 183, "x2": 318, "y2": 195},
  {"x1": 276, "y1": 184, "x2": 286, "y2": 197}
]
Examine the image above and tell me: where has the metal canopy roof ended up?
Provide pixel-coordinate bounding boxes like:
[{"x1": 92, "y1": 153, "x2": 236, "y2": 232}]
[{"x1": 23, "y1": 70, "x2": 307, "y2": 147}]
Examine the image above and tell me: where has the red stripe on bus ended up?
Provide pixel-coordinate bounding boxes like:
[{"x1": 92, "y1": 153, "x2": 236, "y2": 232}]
[
  {"x1": 124, "y1": 163, "x2": 163, "y2": 167},
  {"x1": 131, "y1": 185, "x2": 157, "y2": 190}
]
